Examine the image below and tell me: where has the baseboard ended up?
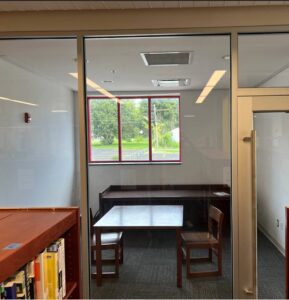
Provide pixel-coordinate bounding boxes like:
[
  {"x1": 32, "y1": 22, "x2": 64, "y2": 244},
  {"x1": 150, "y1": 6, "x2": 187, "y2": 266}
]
[{"x1": 257, "y1": 223, "x2": 285, "y2": 256}]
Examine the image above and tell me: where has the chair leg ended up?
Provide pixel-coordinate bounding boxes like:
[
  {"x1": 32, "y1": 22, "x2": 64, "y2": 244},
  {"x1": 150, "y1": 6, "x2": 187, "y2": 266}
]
[
  {"x1": 217, "y1": 246, "x2": 222, "y2": 275},
  {"x1": 185, "y1": 246, "x2": 222, "y2": 278},
  {"x1": 186, "y1": 246, "x2": 191, "y2": 278},
  {"x1": 181, "y1": 246, "x2": 186, "y2": 264},
  {"x1": 91, "y1": 248, "x2": 94, "y2": 264},
  {"x1": 119, "y1": 237, "x2": 124, "y2": 264},
  {"x1": 115, "y1": 246, "x2": 120, "y2": 277},
  {"x1": 208, "y1": 248, "x2": 212, "y2": 262}
]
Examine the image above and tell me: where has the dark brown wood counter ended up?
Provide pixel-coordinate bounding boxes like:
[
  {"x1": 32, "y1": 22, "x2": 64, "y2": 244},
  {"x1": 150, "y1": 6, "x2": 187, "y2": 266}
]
[{"x1": 99, "y1": 184, "x2": 230, "y2": 229}]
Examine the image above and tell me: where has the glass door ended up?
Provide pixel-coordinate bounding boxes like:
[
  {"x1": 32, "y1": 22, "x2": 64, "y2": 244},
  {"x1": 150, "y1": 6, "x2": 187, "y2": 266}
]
[
  {"x1": 84, "y1": 34, "x2": 232, "y2": 299},
  {"x1": 237, "y1": 95, "x2": 289, "y2": 298}
]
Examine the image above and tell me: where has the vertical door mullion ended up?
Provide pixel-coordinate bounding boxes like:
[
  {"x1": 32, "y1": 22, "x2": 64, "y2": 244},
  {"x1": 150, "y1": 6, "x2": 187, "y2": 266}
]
[{"x1": 76, "y1": 35, "x2": 90, "y2": 299}]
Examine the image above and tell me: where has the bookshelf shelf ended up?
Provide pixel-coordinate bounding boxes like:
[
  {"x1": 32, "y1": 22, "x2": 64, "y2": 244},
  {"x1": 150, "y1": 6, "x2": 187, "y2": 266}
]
[{"x1": 0, "y1": 207, "x2": 81, "y2": 299}]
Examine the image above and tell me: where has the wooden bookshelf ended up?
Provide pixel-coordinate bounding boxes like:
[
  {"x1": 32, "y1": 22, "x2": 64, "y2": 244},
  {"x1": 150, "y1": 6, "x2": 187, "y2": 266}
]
[{"x1": 0, "y1": 207, "x2": 81, "y2": 299}]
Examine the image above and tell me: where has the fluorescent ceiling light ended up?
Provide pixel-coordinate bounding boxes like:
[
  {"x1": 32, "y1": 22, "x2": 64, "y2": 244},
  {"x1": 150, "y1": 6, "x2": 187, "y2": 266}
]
[
  {"x1": 195, "y1": 96, "x2": 206, "y2": 104},
  {"x1": 0, "y1": 96, "x2": 38, "y2": 107},
  {"x1": 69, "y1": 73, "x2": 119, "y2": 102},
  {"x1": 199, "y1": 86, "x2": 214, "y2": 97},
  {"x1": 51, "y1": 110, "x2": 68, "y2": 113},
  {"x1": 206, "y1": 70, "x2": 226, "y2": 87},
  {"x1": 152, "y1": 78, "x2": 190, "y2": 88},
  {"x1": 195, "y1": 70, "x2": 226, "y2": 104}
]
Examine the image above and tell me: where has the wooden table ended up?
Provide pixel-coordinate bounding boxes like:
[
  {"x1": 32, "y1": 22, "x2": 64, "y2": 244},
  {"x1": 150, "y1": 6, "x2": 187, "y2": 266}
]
[
  {"x1": 99, "y1": 185, "x2": 230, "y2": 229},
  {"x1": 93, "y1": 205, "x2": 184, "y2": 287}
]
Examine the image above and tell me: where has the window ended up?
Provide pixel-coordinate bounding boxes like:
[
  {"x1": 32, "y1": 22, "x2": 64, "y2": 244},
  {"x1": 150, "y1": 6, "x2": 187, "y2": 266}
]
[{"x1": 88, "y1": 96, "x2": 181, "y2": 163}]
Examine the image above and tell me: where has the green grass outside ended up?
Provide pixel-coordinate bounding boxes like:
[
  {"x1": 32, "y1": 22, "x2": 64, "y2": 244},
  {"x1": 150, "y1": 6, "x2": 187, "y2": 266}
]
[{"x1": 91, "y1": 139, "x2": 179, "y2": 153}]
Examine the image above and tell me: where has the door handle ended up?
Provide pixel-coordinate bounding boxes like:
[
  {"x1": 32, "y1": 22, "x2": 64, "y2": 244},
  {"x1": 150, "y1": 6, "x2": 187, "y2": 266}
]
[
  {"x1": 243, "y1": 287, "x2": 254, "y2": 295},
  {"x1": 243, "y1": 130, "x2": 257, "y2": 298}
]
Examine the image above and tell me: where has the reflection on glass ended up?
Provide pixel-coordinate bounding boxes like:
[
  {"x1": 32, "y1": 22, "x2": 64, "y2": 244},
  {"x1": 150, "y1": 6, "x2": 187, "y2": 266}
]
[
  {"x1": 120, "y1": 98, "x2": 149, "y2": 161},
  {"x1": 85, "y1": 34, "x2": 232, "y2": 299},
  {"x1": 151, "y1": 97, "x2": 180, "y2": 161},
  {"x1": 239, "y1": 33, "x2": 289, "y2": 88},
  {"x1": 0, "y1": 38, "x2": 79, "y2": 207},
  {"x1": 89, "y1": 98, "x2": 119, "y2": 162}
]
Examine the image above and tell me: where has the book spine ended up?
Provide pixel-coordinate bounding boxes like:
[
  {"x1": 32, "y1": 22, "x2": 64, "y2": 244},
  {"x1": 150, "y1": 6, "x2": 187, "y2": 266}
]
[
  {"x1": 24, "y1": 265, "x2": 30, "y2": 299},
  {"x1": 58, "y1": 238, "x2": 66, "y2": 299},
  {"x1": 4, "y1": 283, "x2": 17, "y2": 299},
  {"x1": 14, "y1": 270, "x2": 26, "y2": 299},
  {"x1": 44, "y1": 248, "x2": 58, "y2": 300},
  {"x1": 34, "y1": 257, "x2": 40, "y2": 299}
]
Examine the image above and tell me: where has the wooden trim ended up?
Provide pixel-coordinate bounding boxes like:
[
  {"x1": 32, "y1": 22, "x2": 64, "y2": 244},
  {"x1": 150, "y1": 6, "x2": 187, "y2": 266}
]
[{"x1": 2, "y1": 6, "x2": 289, "y2": 34}]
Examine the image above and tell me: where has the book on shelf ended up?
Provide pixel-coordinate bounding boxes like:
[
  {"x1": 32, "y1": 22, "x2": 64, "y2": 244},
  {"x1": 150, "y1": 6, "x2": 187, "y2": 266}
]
[
  {"x1": 3, "y1": 282, "x2": 16, "y2": 299},
  {"x1": 57, "y1": 238, "x2": 66, "y2": 299},
  {"x1": 1, "y1": 238, "x2": 66, "y2": 300}
]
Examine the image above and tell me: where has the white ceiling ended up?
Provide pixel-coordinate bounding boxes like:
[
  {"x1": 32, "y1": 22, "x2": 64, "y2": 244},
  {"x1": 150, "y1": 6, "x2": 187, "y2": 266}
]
[
  {"x1": 85, "y1": 36, "x2": 230, "y2": 91},
  {"x1": 0, "y1": 1, "x2": 288, "y2": 11},
  {"x1": 0, "y1": 34, "x2": 289, "y2": 93},
  {"x1": 0, "y1": 36, "x2": 230, "y2": 92}
]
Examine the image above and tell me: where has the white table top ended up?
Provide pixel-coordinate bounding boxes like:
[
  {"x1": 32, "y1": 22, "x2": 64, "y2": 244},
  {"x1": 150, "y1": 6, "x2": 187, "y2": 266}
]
[{"x1": 94, "y1": 205, "x2": 183, "y2": 229}]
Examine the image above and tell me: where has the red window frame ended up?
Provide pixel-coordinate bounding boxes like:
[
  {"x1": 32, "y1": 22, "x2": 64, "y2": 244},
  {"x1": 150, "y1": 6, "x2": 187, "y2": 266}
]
[{"x1": 87, "y1": 95, "x2": 181, "y2": 164}]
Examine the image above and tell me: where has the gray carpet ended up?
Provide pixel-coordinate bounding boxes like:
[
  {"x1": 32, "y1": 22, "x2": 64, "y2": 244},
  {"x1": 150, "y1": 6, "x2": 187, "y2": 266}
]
[
  {"x1": 91, "y1": 230, "x2": 232, "y2": 299},
  {"x1": 91, "y1": 230, "x2": 285, "y2": 299},
  {"x1": 258, "y1": 231, "x2": 285, "y2": 299}
]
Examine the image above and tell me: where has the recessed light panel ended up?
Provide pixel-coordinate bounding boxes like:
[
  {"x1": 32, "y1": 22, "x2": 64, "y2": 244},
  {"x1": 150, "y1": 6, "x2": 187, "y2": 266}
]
[
  {"x1": 152, "y1": 79, "x2": 190, "y2": 87},
  {"x1": 141, "y1": 51, "x2": 193, "y2": 66}
]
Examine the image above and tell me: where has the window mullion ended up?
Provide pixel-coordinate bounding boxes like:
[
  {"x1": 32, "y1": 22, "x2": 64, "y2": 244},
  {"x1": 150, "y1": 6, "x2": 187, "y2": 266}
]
[
  {"x1": 117, "y1": 99, "x2": 122, "y2": 162},
  {"x1": 148, "y1": 97, "x2": 152, "y2": 161}
]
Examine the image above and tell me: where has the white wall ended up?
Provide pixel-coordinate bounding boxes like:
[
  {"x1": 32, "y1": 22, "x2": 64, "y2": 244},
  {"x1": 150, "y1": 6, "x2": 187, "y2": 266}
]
[
  {"x1": 88, "y1": 89, "x2": 231, "y2": 212},
  {"x1": 255, "y1": 113, "x2": 289, "y2": 254},
  {"x1": 0, "y1": 58, "x2": 79, "y2": 207}
]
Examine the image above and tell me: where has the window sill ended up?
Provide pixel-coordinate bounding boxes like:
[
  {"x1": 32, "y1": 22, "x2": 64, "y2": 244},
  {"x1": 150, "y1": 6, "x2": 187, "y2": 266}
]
[{"x1": 88, "y1": 161, "x2": 182, "y2": 166}]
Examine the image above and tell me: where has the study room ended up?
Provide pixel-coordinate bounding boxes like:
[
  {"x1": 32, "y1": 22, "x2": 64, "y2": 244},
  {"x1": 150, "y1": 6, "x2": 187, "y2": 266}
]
[
  {"x1": 0, "y1": 34, "x2": 233, "y2": 299},
  {"x1": 86, "y1": 34, "x2": 232, "y2": 298},
  {"x1": 1, "y1": 21, "x2": 289, "y2": 300}
]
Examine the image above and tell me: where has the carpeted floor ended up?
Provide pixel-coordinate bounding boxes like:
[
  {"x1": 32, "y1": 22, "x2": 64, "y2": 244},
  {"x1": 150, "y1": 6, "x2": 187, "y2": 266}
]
[
  {"x1": 258, "y1": 231, "x2": 285, "y2": 299},
  {"x1": 91, "y1": 230, "x2": 285, "y2": 299},
  {"x1": 91, "y1": 230, "x2": 232, "y2": 299}
]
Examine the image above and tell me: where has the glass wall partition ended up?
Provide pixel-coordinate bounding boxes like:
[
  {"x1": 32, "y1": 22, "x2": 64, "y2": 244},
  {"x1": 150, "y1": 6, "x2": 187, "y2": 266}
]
[
  {"x1": 239, "y1": 33, "x2": 289, "y2": 88},
  {"x1": 0, "y1": 38, "x2": 81, "y2": 208},
  {"x1": 85, "y1": 35, "x2": 232, "y2": 299}
]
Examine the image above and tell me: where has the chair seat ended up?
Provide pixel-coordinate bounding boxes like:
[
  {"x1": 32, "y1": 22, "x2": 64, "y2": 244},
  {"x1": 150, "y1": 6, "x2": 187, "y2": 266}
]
[
  {"x1": 181, "y1": 231, "x2": 218, "y2": 246},
  {"x1": 92, "y1": 232, "x2": 123, "y2": 245}
]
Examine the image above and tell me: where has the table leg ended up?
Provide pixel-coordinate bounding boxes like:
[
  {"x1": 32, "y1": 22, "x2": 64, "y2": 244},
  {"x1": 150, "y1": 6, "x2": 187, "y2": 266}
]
[
  {"x1": 95, "y1": 228, "x2": 102, "y2": 286},
  {"x1": 176, "y1": 228, "x2": 182, "y2": 288}
]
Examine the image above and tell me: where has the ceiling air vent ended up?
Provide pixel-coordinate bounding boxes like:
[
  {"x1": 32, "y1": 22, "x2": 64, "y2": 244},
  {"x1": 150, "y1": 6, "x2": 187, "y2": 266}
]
[
  {"x1": 152, "y1": 79, "x2": 190, "y2": 88},
  {"x1": 141, "y1": 51, "x2": 193, "y2": 66}
]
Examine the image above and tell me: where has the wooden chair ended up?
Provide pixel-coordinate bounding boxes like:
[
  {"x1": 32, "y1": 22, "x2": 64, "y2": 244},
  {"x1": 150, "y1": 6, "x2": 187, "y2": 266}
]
[
  {"x1": 181, "y1": 205, "x2": 224, "y2": 278},
  {"x1": 90, "y1": 208, "x2": 124, "y2": 278}
]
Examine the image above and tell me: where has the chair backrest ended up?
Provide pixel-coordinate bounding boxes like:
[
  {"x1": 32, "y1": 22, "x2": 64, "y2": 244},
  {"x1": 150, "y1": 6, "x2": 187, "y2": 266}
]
[
  {"x1": 90, "y1": 208, "x2": 102, "y2": 232},
  {"x1": 208, "y1": 205, "x2": 224, "y2": 241},
  {"x1": 89, "y1": 208, "x2": 94, "y2": 234}
]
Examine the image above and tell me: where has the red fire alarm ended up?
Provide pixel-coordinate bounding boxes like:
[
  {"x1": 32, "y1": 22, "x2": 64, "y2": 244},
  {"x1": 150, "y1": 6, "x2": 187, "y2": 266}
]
[{"x1": 24, "y1": 112, "x2": 31, "y2": 123}]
